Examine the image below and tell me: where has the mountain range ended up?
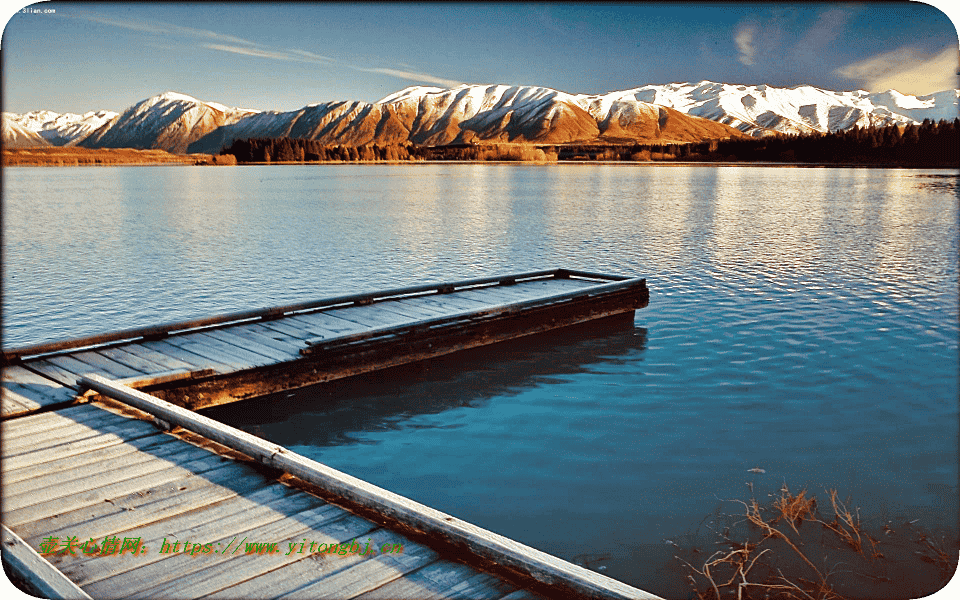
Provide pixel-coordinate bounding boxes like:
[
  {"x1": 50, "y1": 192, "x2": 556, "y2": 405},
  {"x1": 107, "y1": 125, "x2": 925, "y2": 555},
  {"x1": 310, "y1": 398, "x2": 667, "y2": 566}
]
[{"x1": 4, "y1": 81, "x2": 957, "y2": 153}]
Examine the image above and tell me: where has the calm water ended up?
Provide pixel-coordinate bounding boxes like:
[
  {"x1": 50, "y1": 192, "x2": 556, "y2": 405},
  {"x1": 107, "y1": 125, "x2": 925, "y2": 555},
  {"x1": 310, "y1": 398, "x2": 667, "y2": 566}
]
[{"x1": 3, "y1": 164, "x2": 958, "y2": 597}]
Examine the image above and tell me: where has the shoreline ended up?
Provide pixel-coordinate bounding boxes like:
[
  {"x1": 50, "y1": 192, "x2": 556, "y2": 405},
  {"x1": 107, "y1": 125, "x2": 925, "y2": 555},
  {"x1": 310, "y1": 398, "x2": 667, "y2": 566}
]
[{"x1": 3, "y1": 148, "x2": 956, "y2": 170}]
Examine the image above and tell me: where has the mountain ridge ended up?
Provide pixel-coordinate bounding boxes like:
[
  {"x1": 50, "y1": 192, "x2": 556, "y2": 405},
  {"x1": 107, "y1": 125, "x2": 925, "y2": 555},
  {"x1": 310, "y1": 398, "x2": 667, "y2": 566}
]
[{"x1": 4, "y1": 81, "x2": 957, "y2": 152}]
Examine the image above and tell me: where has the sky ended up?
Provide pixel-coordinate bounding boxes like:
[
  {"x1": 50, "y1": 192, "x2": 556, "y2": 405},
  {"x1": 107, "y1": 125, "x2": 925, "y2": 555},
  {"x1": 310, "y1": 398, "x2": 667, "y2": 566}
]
[{"x1": 1, "y1": 1, "x2": 958, "y2": 114}]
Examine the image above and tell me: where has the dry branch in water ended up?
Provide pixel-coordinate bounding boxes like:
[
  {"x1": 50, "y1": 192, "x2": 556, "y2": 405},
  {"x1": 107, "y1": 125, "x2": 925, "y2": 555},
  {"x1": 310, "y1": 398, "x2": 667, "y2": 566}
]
[{"x1": 675, "y1": 483, "x2": 958, "y2": 600}]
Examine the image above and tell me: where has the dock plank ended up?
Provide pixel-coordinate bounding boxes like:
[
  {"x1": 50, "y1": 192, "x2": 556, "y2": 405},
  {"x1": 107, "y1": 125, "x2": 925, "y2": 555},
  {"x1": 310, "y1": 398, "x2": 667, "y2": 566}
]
[
  {"x1": 1, "y1": 422, "x2": 163, "y2": 473},
  {"x1": 99, "y1": 509, "x2": 371, "y2": 599},
  {"x1": 324, "y1": 305, "x2": 409, "y2": 328},
  {"x1": 201, "y1": 328, "x2": 299, "y2": 362},
  {"x1": 291, "y1": 311, "x2": 371, "y2": 336},
  {"x1": 2, "y1": 411, "x2": 138, "y2": 453},
  {"x1": 22, "y1": 359, "x2": 86, "y2": 389},
  {"x1": 355, "y1": 561, "x2": 517, "y2": 600},
  {"x1": 96, "y1": 346, "x2": 174, "y2": 375},
  {"x1": 22, "y1": 462, "x2": 267, "y2": 548},
  {"x1": 374, "y1": 300, "x2": 443, "y2": 320},
  {"x1": 253, "y1": 318, "x2": 317, "y2": 341},
  {"x1": 118, "y1": 343, "x2": 201, "y2": 372},
  {"x1": 139, "y1": 340, "x2": 234, "y2": 374},
  {"x1": 4, "y1": 435, "x2": 184, "y2": 497},
  {"x1": 3, "y1": 365, "x2": 76, "y2": 403},
  {"x1": 226, "y1": 324, "x2": 305, "y2": 355},
  {"x1": 4, "y1": 438, "x2": 212, "y2": 512},
  {"x1": 58, "y1": 482, "x2": 310, "y2": 586},
  {"x1": 161, "y1": 335, "x2": 263, "y2": 372},
  {"x1": 0, "y1": 403, "x2": 133, "y2": 441},
  {"x1": 71, "y1": 351, "x2": 143, "y2": 379},
  {"x1": 204, "y1": 526, "x2": 396, "y2": 599},
  {"x1": 3, "y1": 432, "x2": 173, "y2": 488},
  {"x1": 6, "y1": 452, "x2": 232, "y2": 528},
  {"x1": 154, "y1": 521, "x2": 386, "y2": 599},
  {"x1": 276, "y1": 535, "x2": 438, "y2": 600}
]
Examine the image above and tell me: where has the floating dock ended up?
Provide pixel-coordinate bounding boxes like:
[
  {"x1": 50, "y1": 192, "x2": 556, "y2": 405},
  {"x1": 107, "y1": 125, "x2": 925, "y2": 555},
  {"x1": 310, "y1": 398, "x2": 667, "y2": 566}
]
[{"x1": 2, "y1": 269, "x2": 657, "y2": 599}]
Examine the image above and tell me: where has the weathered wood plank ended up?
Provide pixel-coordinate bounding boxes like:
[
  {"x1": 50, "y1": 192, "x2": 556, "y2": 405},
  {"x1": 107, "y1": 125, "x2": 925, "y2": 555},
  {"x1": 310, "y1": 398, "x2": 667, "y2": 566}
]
[
  {"x1": 227, "y1": 324, "x2": 305, "y2": 355},
  {"x1": 392, "y1": 297, "x2": 460, "y2": 315},
  {"x1": 58, "y1": 482, "x2": 311, "y2": 586},
  {"x1": 430, "y1": 292, "x2": 498, "y2": 309},
  {"x1": 4, "y1": 435, "x2": 183, "y2": 497},
  {"x1": 1, "y1": 525, "x2": 93, "y2": 600},
  {"x1": 161, "y1": 335, "x2": 262, "y2": 372},
  {"x1": 71, "y1": 350, "x2": 144, "y2": 379},
  {"x1": 2, "y1": 431, "x2": 173, "y2": 487},
  {"x1": 96, "y1": 346, "x2": 173, "y2": 374},
  {"x1": 2, "y1": 411, "x2": 136, "y2": 454},
  {"x1": 22, "y1": 359, "x2": 85, "y2": 388},
  {"x1": 201, "y1": 328, "x2": 298, "y2": 362},
  {"x1": 4, "y1": 438, "x2": 212, "y2": 512},
  {"x1": 1, "y1": 386, "x2": 36, "y2": 416},
  {"x1": 45, "y1": 354, "x2": 113, "y2": 381},
  {"x1": 275, "y1": 535, "x2": 437, "y2": 599},
  {"x1": 197, "y1": 521, "x2": 388, "y2": 599},
  {"x1": 253, "y1": 318, "x2": 317, "y2": 341},
  {"x1": 374, "y1": 300, "x2": 443, "y2": 320},
  {"x1": 326, "y1": 304, "x2": 410, "y2": 328},
  {"x1": 355, "y1": 561, "x2": 517, "y2": 600},
  {"x1": 22, "y1": 462, "x2": 268, "y2": 549},
  {"x1": 118, "y1": 343, "x2": 200, "y2": 372},
  {"x1": 292, "y1": 311, "x2": 371, "y2": 335},
  {"x1": 204, "y1": 526, "x2": 400, "y2": 599},
  {"x1": 1, "y1": 421, "x2": 164, "y2": 473},
  {"x1": 3, "y1": 364, "x2": 73, "y2": 392},
  {"x1": 6, "y1": 453, "x2": 231, "y2": 528},
  {"x1": 98, "y1": 509, "x2": 371, "y2": 599},
  {"x1": 139, "y1": 340, "x2": 234, "y2": 374},
  {"x1": 79, "y1": 376, "x2": 661, "y2": 600},
  {"x1": 0, "y1": 403, "x2": 124, "y2": 441}
]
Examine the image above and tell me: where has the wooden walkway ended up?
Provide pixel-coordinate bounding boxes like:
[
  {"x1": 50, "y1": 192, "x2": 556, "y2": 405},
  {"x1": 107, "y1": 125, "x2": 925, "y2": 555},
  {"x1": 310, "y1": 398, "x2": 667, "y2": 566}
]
[
  {"x1": 1, "y1": 270, "x2": 657, "y2": 599},
  {"x1": 2, "y1": 269, "x2": 649, "y2": 415}
]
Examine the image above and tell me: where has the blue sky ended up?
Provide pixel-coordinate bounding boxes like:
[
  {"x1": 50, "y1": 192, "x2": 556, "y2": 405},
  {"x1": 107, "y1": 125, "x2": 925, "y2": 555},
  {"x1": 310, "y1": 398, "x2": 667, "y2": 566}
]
[{"x1": 2, "y1": 1, "x2": 958, "y2": 114}]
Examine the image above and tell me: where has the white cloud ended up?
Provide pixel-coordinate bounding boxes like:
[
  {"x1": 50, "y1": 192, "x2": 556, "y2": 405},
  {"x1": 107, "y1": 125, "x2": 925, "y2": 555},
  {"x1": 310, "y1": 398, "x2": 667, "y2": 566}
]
[
  {"x1": 204, "y1": 44, "x2": 298, "y2": 61},
  {"x1": 735, "y1": 25, "x2": 756, "y2": 66},
  {"x1": 835, "y1": 45, "x2": 959, "y2": 95},
  {"x1": 349, "y1": 66, "x2": 462, "y2": 88}
]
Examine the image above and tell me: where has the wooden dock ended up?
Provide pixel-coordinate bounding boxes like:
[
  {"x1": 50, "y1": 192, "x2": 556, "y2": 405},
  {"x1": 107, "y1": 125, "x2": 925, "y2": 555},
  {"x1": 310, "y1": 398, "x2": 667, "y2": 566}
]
[
  {"x1": 2, "y1": 269, "x2": 657, "y2": 599},
  {"x1": 2, "y1": 269, "x2": 648, "y2": 414}
]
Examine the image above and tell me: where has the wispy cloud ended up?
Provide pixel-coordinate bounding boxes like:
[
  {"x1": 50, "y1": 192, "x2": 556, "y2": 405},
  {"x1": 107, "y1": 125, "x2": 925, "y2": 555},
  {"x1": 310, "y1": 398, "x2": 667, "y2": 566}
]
[
  {"x1": 72, "y1": 10, "x2": 460, "y2": 92},
  {"x1": 834, "y1": 45, "x2": 959, "y2": 95},
  {"x1": 349, "y1": 66, "x2": 462, "y2": 88},
  {"x1": 204, "y1": 44, "x2": 300, "y2": 61},
  {"x1": 734, "y1": 24, "x2": 757, "y2": 66}
]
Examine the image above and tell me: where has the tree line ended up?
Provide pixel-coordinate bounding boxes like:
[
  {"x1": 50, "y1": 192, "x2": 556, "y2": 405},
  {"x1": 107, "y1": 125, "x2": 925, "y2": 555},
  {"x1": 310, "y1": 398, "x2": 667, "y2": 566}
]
[
  {"x1": 220, "y1": 118, "x2": 958, "y2": 166},
  {"x1": 708, "y1": 118, "x2": 958, "y2": 166}
]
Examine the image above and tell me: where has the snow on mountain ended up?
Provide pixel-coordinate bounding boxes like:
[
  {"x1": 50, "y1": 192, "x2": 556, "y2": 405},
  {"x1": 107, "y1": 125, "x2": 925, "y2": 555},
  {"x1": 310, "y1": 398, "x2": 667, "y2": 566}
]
[
  {"x1": 187, "y1": 84, "x2": 742, "y2": 153},
  {"x1": 79, "y1": 92, "x2": 259, "y2": 153},
  {"x1": 17, "y1": 81, "x2": 955, "y2": 154},
  {"x1": 601, "y1": 81, "x2": 957, "y2": 136},
  {"x1": 8, "y1": 109, "x2": 119, "y2": 145},
  {"x1": 2, "y1": 114, "x2": 51, "y2": 148}
]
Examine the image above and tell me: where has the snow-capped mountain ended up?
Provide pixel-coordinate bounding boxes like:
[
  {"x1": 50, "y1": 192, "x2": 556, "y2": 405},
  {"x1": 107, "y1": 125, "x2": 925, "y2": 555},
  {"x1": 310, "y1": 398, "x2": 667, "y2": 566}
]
[
  {"x1": 602, "y1": 81, "x2": 958, "y2": 136},
  {"x1": 6, "y1": 81, "x2": 956, "y2": 153},
  {"x1": 6, "y1": 109, "x2": 119, "y2": 145},
  {"x1": 79, "y1": 92, "x2": 259, "y2": 153},
  {"x1": 1, "y1": 115, "x2": 50, "y2": 148},
  {"x1": 187, "y1": 84, "x2": 742, "y2": 153}
]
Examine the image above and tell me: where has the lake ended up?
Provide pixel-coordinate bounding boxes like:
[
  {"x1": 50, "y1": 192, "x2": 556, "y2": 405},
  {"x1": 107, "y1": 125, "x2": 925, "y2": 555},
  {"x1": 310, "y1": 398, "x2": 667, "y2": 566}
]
[{"x1": 3, "y1": 164, "x2": 957, "y2": 597}]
